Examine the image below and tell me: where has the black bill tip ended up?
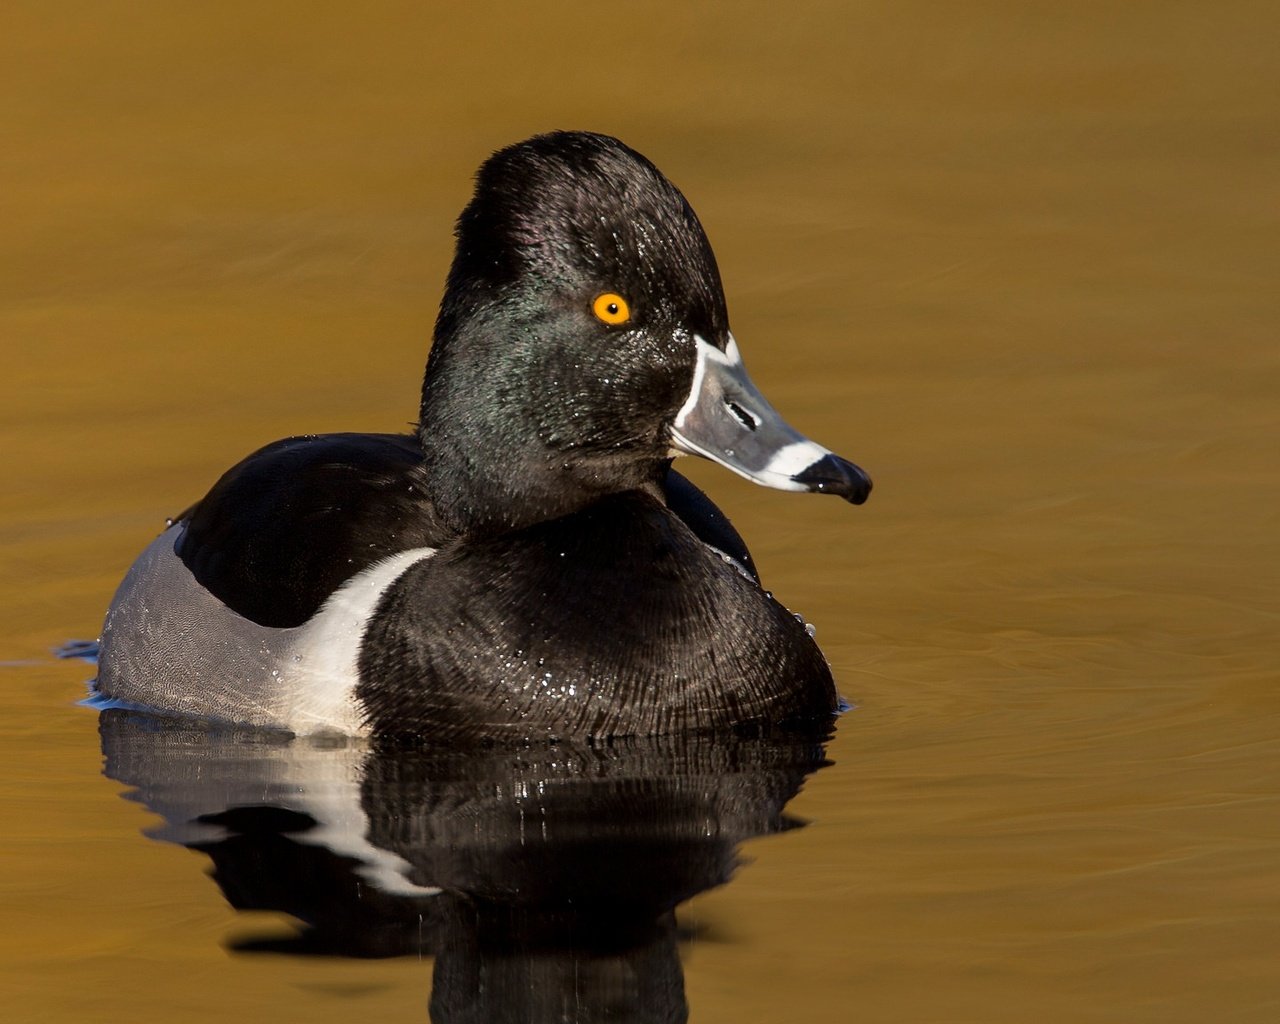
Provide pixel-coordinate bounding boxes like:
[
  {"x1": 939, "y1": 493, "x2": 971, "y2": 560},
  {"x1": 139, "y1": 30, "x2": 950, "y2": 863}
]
[{"x1": 791, "y1": 454, "x2": 873, "y2": 505}]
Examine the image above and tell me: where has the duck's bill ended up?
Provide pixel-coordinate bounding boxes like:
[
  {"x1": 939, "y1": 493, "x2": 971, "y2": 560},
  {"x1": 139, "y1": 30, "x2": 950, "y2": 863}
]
[{"x1": 670, "y1": 335, "x2": 872, "y2": 505}]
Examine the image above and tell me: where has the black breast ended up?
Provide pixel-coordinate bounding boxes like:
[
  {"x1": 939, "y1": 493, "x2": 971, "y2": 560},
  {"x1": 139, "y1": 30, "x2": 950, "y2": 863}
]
[{"x1": 357, "y1": 491, "x2": 836, "y2": 739}]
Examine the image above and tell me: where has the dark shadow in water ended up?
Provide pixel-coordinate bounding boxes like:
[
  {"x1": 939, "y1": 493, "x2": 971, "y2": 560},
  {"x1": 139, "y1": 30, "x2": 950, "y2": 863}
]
[{"x1": 99, "y1": 709, "x2": 833, "y2": 1023}]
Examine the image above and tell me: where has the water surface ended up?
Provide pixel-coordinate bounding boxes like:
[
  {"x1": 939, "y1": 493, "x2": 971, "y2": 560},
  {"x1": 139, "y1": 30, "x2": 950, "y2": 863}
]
[{"x1": 3, "y1": 3, "x2": 1277, "y2": 1021}]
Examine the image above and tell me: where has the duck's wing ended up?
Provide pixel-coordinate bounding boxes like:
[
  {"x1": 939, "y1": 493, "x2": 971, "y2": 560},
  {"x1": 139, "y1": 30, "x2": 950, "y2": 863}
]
[
  {"x1": 176, "y1": 432, "x2": 452, "y2": 627},
  {"x1": 660, "y1": 468, "x2": 758, "y2": 582}
]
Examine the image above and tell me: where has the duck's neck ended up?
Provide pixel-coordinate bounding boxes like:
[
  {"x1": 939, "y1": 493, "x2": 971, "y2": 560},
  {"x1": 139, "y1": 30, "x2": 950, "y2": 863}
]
[{"x1": 416, "y1": 325, "x2": 662, "y2": 538}]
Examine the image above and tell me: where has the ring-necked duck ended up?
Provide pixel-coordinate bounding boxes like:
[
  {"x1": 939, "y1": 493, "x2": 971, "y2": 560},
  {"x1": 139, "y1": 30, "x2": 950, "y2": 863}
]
[{"x1": 95, "y1": 131, "x2": 872, "y2": 739}]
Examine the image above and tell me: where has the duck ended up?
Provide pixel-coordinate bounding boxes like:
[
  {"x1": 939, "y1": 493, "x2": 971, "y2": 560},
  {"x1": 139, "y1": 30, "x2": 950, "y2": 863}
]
[{"x1": 95, "y1": 131, "x2": 872, "y2": 740}]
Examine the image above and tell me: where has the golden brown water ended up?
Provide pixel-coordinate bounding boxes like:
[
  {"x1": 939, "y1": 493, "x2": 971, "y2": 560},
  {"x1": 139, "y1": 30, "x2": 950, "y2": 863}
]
[{"x1": 4, "y1": 2, "x2": 1278, "y2": 1020}]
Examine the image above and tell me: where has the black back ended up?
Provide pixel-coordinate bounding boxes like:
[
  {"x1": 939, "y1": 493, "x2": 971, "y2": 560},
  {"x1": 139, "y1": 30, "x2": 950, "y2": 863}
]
[
  {"x1": 176, "y1": 432, "x2": 756, "y2": 629},
  {"x1": 176, "y1": 433, "x2": 451, "y2": 628}
]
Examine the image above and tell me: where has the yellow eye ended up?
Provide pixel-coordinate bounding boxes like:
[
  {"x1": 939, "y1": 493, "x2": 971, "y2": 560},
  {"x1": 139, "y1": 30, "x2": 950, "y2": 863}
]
[{"x1": 592, "y1": 293, "x2": 631, "y2": 325}]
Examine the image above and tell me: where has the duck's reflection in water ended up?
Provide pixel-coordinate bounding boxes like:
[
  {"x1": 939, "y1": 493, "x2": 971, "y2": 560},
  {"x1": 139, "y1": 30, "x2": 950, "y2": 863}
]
[{"x1": 99, "y1": 709, "x2": 832, "y2": 1023}]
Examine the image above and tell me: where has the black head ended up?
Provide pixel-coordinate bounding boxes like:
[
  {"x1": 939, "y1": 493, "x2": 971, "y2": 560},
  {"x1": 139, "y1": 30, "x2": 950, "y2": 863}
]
[
  {"x1": 419, "y1": 131, "x2": 870, "y2": 536},
  {"x1": 442, "y1": 131, "x2": 728, "y2": 343}
]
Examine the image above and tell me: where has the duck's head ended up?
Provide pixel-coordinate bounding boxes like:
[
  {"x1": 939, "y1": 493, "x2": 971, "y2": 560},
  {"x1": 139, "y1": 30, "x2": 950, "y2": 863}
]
[{"x1": 419, "y1": 131, "x2": 871, "y2": 534}]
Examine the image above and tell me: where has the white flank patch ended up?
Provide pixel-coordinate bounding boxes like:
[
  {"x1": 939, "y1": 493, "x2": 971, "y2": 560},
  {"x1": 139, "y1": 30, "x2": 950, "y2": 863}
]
[
  {"x1": 282, "y1": 547, "x2": 437, "y2": 733},
  {"x1": 96, "y1": 526, "x2": 436, "y2": 736}
]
